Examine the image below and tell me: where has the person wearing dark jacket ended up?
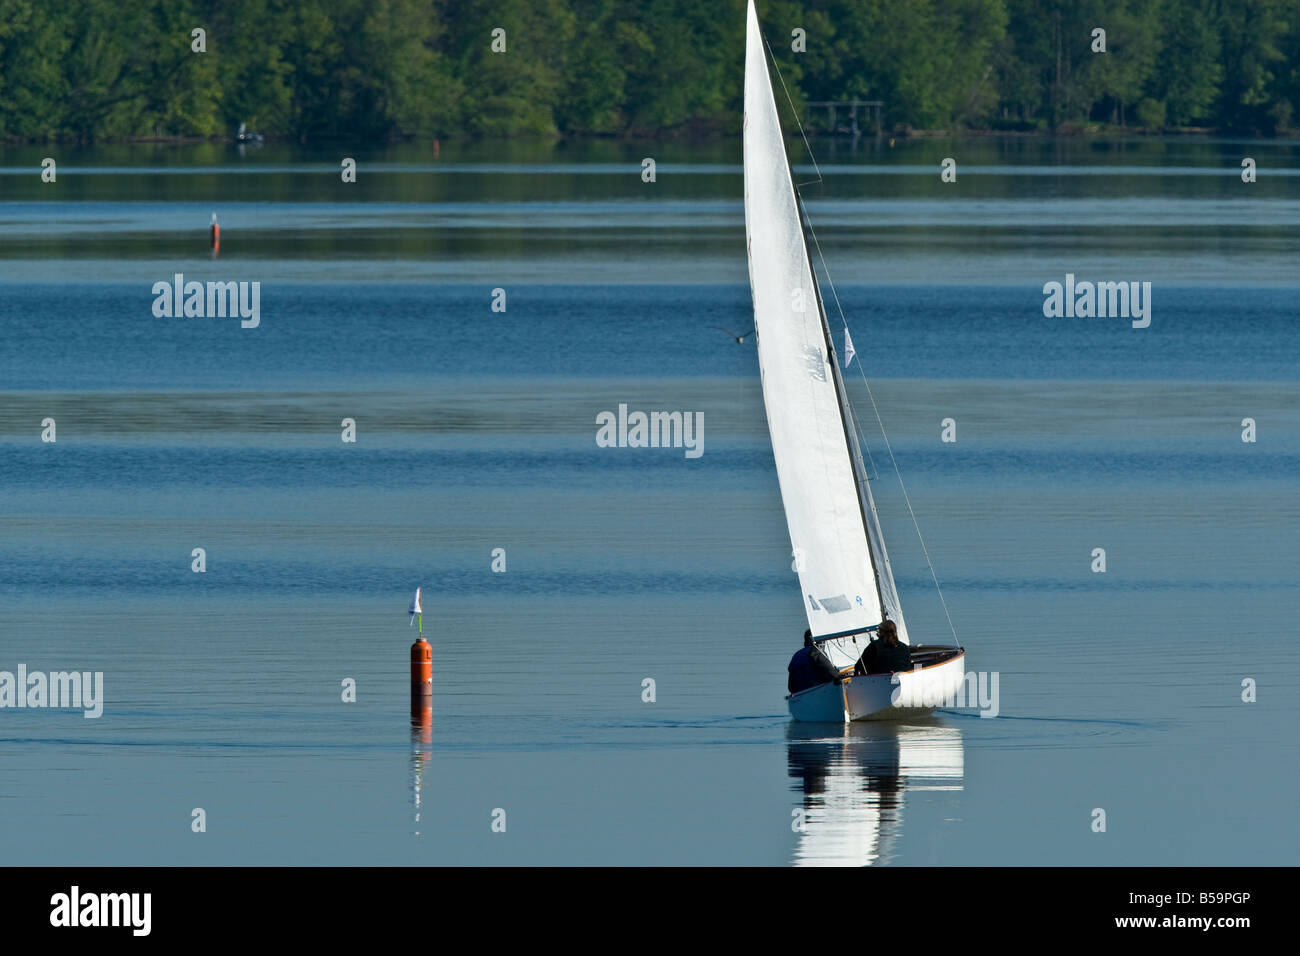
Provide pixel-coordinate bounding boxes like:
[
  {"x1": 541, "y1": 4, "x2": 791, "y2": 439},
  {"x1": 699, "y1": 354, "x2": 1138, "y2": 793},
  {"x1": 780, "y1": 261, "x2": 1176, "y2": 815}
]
[
  {"x1": 787, "y1": 629, "x2": 843, "y2": 694},
  {"x1": 855, "y1": 620, "x2": 912, "y2": 675}
]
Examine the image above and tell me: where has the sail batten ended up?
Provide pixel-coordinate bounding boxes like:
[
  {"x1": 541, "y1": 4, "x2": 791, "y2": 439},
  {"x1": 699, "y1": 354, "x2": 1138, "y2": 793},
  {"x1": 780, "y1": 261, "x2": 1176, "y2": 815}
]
[{"x1": 743, "y1": 0, "x2": 890, "y2": 653}]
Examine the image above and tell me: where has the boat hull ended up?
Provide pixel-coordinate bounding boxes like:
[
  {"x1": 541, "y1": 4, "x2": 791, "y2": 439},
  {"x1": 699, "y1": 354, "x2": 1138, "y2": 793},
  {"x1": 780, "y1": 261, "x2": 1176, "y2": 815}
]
[{"x1": 787, "y1": 648, "x2": 966, "y2": 722}]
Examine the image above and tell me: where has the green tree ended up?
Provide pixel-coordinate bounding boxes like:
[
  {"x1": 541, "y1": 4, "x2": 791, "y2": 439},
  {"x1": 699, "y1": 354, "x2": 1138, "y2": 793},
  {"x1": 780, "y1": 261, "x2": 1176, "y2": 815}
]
[
  {"x1": 0, "y1": 0, "x2": 73, "y2": 140},
  {"x1": 1215, "y1": 0, "x2": 1289, "y2": 132},
  {"x1": 1148, "y1": 0, "x2": 1222, "y2": 126},
  {"x1": 443, "y1": 0, "x2": 575, "y2": 136}
]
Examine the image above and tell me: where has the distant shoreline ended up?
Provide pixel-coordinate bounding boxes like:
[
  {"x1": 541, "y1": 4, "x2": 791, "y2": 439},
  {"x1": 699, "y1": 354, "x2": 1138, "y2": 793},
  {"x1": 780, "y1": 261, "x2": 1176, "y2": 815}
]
[{"x1": 5, "y1": 125, "x2": 1297, "y2": 146}]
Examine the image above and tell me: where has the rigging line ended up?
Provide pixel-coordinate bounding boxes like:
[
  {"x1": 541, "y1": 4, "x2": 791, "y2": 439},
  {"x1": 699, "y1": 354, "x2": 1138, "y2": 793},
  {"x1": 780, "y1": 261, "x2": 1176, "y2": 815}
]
[
  {"x1": 764, "y1": 29, "x2": 871, "y2": 605},
  {"x1": 851, "y1": 374, "x2": 881, "y2": 481},
  {"x1": 802, "y1": 204, "x2": 961, "y2": 649},
  {"x1": 763, "y1": 22, "x2": 870, "y2": 481},
  {"x1": 762, "y1": 34, "x2": 823, "y2": 189},
  {"x1": 860, "y1": 433, "x2": 881, "y2": 482},
  {"x1": 792, "y1": 200, "x2": 881, "y2": 484},
  {"x1": 765, "y1": 16, "x2": 958, "y2": 648},
  {"x1": 763, "y1": 30, "x2": 875, "y2": 481}
]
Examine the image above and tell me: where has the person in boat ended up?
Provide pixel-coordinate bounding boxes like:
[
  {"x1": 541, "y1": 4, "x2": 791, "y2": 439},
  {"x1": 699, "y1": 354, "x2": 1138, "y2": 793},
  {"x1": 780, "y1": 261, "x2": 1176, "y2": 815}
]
[
  {"x1": 788, "y1": 630, "x2": 843, "y2": 694},
  {"x1": 855, "y1": 619, "x2": 912, "y2": 675}
]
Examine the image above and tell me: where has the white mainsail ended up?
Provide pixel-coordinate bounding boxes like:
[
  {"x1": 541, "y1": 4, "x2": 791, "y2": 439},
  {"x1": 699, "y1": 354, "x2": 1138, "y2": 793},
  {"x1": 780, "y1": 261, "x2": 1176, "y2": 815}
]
[{"x1": 743, "y1": 0, "x2": 907, "y2": 662}]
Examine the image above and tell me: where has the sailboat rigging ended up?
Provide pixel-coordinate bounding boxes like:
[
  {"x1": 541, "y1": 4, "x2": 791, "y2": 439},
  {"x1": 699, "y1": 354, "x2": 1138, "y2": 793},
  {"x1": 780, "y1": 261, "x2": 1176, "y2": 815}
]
[{"x1": 742, "y1": 0, "x2": 965, "y2": 721}]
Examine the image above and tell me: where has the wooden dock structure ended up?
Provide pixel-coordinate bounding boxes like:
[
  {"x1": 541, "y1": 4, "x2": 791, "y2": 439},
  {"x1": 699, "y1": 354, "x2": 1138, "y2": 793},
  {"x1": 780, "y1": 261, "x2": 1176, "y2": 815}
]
[{"x1": 804, "y1": 100, "x2": 883, "y2": 136}]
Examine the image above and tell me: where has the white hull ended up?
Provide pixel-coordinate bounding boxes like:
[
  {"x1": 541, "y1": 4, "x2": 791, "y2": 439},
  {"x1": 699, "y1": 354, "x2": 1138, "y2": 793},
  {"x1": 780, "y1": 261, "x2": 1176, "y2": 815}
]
[{"x1": 788, "y1": 649, "x2": 966, "y2": 722}]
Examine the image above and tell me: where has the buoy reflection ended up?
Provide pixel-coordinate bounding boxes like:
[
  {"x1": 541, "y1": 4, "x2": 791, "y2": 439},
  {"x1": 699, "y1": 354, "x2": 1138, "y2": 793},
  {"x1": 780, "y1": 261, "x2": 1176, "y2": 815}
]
[{"x1": 410, "y1": 707, "x2": 432, "y2": 835}]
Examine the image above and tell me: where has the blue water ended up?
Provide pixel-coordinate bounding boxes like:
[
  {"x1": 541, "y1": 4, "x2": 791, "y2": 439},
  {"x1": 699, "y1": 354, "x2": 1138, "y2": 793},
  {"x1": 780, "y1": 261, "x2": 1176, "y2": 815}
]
[
  {"x1": 2, "y1": 143, "x2": 1298, "y2": 865},
  {"x1": 2, "y1": 283, "x2": 1297, "y2": 389}
]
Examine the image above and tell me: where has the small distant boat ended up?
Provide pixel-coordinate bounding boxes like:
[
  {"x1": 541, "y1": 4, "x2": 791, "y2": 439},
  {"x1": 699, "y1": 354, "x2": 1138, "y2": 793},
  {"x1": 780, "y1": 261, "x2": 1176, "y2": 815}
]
[
  {"x1": 236, "y1": 122, "x2": 264, "y2": 145},
  {"x1": 742, "y1": 0, "x2": 965, "y2": 721}
]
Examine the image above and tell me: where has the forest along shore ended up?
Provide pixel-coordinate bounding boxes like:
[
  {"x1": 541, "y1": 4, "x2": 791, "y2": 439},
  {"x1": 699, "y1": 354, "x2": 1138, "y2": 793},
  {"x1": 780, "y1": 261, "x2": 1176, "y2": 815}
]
[{"x1": 1, "y1": 1, "x2": 1296, "y2": 143}]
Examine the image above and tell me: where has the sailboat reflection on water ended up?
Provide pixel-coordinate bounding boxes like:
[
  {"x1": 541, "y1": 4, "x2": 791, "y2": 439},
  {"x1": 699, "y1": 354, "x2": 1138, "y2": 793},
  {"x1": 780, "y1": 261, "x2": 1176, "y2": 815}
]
[{"x1": 787, "y1": 721, "x2": 964, "y2": 866}]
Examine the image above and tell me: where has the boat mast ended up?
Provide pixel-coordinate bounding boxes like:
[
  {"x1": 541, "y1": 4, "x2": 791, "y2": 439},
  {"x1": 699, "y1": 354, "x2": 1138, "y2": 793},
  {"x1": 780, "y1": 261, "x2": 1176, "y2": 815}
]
[
  {"x1": 749, "y1": 6, "x2": 906, "y2": 646},
  {"x1": 757, "y1": 23, "x2": 889, "y2": 629},
  {"x1": 791, "y1": 188, "x2": 888, "y2": 620}
]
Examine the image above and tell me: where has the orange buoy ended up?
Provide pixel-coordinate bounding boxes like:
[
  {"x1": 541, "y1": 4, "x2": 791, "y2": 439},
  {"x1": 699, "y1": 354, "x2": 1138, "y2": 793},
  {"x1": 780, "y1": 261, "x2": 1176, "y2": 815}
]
[
  {"x1": 411, "y1": 637, "x2": 432, "y2": 714},
  {"x1": 209, "y1": 212, "x2": 220, "y2": 258}
]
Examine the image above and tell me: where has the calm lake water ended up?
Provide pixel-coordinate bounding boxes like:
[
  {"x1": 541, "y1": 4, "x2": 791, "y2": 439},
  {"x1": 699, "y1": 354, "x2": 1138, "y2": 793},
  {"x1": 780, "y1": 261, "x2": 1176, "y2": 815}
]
[{"x1": 1, "y1": 138, "x2": 1297, "y2": 865}]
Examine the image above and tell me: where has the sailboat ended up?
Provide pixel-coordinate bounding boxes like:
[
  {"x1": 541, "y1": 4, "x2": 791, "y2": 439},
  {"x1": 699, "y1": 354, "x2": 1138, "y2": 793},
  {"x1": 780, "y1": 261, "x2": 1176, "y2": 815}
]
[{"x1": 742, "y1": 0, "x2": 965, "y2": 721}]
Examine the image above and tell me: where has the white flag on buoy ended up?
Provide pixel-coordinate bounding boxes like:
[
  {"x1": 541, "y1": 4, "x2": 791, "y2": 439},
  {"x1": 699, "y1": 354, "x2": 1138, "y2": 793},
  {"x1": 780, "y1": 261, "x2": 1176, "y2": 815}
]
[
  {"x1": 408, "y1": 587, "x2": 422, "y2": 625},
  {"x1": 843, "y1": 328, "x2": 856, "y2": 368}
]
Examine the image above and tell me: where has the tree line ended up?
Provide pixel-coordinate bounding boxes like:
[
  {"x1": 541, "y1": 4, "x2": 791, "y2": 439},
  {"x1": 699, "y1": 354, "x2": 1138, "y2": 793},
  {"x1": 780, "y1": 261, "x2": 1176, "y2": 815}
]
[{"x1": 1, "y1": 0, "x2": 1296, "y2": 142}]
